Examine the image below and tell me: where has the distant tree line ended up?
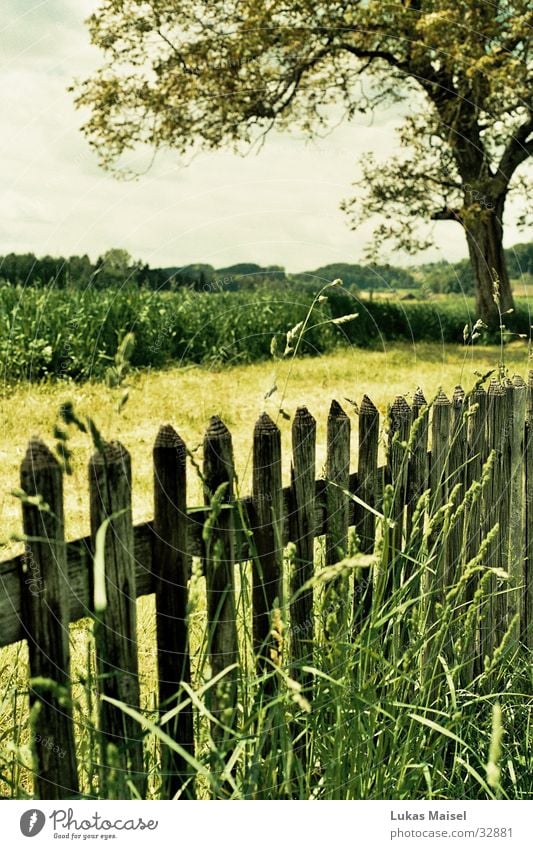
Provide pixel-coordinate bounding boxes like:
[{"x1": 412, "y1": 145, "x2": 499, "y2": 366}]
[{"x1": 0, "y1": 243, "x2": 530, "y2": 294}]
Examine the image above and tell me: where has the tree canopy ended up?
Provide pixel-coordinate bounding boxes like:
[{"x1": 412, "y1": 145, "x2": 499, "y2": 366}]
[{"x1": 75, "y1": 1, "x2": 532, "y2": 322}]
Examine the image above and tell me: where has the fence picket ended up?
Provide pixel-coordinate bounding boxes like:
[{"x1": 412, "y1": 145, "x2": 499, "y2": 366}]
[
  {"x1": 464, "y1": 385, "x2": 487, "y2": 679},
  {"x1": 203, "y1": 416, "x2": 238, "y2": 719},
  {"x1": 356, "y1": 395, "x2": 380, "y2": 553},
  {"x1": 406, "y1": 388, "x2": 429, "y2": 550},
  {"x1": 525, "y1": 371, "x2": 533, "y2": 649},
  {"x1": 89, "y1": 441, "x2": 144, "y2": 798},
  {"x1": 153, "y1": 424, "x2": 194, "y2": 798},
  {"x1": 499, "y1": 378, "x2": 514, "y2": 586},
  {"x1": 448, "y1": 386, "x2": 467, "y2": 583},
  {"x1": 20, "y1": 439, "x2": 79, "y2": 799},
  {"x1": 252, "y1": 413, "x2": 283, "y2": 674},
  {"x1": 508, "y1": 377, "x2": 527, "y2": 642},
  {"x1": 289, "y1": 407, "x2": 316, "y2": 684},
  {"x1": 483, "y1": 379, "x2": 507, "y2": 658},
  {"x1": 430, "y1": 390, "x2": 452, "y2": 595},
  {"x1": 388, "y1": 396, "x2": 411, "y2": 573},
  {"x1": 466, "y1": 385, "x2": 487, "y2": 565},
  {"x1": 325, "y1": 400, "x2": 351, "y2": 565},
  {"x1": 355, "y1": 395, "x2": 379, "y2": 624}
]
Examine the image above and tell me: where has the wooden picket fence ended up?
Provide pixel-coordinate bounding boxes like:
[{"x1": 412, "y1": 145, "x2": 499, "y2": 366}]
[{"x1": 0, "y1": 373, "x2": 532, "y2": 799}]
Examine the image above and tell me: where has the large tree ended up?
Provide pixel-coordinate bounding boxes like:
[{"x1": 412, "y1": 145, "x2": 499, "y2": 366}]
[{"x1": 75, "y1": 1, "x2": 532, "y2": 323}]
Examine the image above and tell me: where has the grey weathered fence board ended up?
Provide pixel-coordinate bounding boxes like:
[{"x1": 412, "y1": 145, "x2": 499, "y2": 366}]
[
  {"x1": 483, "y1": 380, "x2": 507, "y2": 657},
  {"x1": 406, "y1": 388, "x2": 429, "y2": 548},
  {"x1": 466, "y1": 385, "x2": 487, "y2": 566},
  {"x1": 289, "y1": 406, "x2": 317, "y2": 681},
  {"x1": 508, "y1": 377, "x2": 527, "y2": 642},
  {"x1": 203, "y1": 416, "x2": 238, "y2": 720},
  {"x1": 356, "y1": 395, "x2": 380, "y2": 554},
  {"x1": 20, "y1": 439, "x2": 79, "y2": 800},
  {"x1": 89, "y1": 441, "x2": 145, "y2": 797},
  {"x1": 325, "y1": 400, "x2": 351, "y2": 566},
  {"x1": 430, "y1": 390, "x2": 452, "y2": 595},
  {"x1": 525, "y1": 371, "x2": 533, "y2": 648},
  {"x1": 153, "y1": 424, "x2": 194, "y2": 798},
  {"x1": 448, "y1": 386, "x2": 467, "y2": 583},
  {"x1": 252, "y1": 413, "x2": 283, "y2": 668},
  {"x1": 388, "y1": 396, "x2": 412, "y2": 558}
]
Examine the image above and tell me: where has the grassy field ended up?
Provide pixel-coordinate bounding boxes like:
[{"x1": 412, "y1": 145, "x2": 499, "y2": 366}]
[
  {"x1": 0, "y1": 340, "x2": 530, "y2": 546},
  {"x1": 1, "y1": 342, "x2": 531, "y2": 800},
  {"x1": 1, "y1": 281, "x2": 531, "y2": 382}
]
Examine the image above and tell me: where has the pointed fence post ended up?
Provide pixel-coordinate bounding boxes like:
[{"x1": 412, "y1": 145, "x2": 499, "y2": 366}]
[
  {"x1": 153, "y1": 425, "x2": 194, "y2": 798},
  {"x1": 289, "y1": 407, "x2": 316, "y2": 687},
  {"x1": 482, "y1": 379, "x2": 507, "y2": 659},
  {"x1": 203, "y1": 416, "x2": 238, "y2": 721},
  {"x1": 387, "y1": 396, "x2": 411, "y2": 594},
  {"x1": 430, "y1": 390, "x2": 452, "y2": 596},
  {"x1": 20, "y1": 438, "x2": 79, "y2": 799},
  {"x1": 464, "y1": 384, "x2": 487, "y2": 679},
  {"x1": 325, "y1": 400, "x2": 351, "y2": 565},
  {"x1": 324, "y1": 401, "x2": 351, "y2": 635},
  {"x1": 89, "y1": 441, "x2": 144, "y2": 798},
  {"x1": 406, "y1": 388, "x2": 429, "y2": 552},
  {"x1": 356, "y1": 395, "x2": 380, "y2": 553},
  {"x1": 355, "y1": 395, "x2": 379, "y2": 624},
  {"x1": 465, "y1": 385, "x2": 487, "y2": 565},
  {"x1": 448, "y1": 386, "x2": 467, "y2": 585},
  {"x1": 499, "y1": 378, "x2": 514, "y2": 583},
  {"x1": 525, "y1": 371, "x2": 533, "y2": 649},
  {"x1": 252, "y1": 413, "x2": 283, "y2": 678},
  {"x1": 508, "y1": 377, "x2": 527, "y2": 644}
]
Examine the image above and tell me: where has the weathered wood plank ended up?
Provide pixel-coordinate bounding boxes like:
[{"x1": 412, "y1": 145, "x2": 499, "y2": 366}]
[
  {"x1": 525, "y1": 371, "x2": 533, "y2": 649},
  {"x1": 89, "y1": 441, "x2": 144, "y2": 798},
  {"x1": 448, "y1": 385, "x2": 467, "y2": 585},
  {"x1": 324, "y1": 400, "x2": 351, "y2": 636},
  {"x1": 203, "y1": 416, "x2": 238, "y2": 720},
  {"x1": 387, "y1": 396, "x2": 411, "y2": 591},
  {"x1": 20, "y1": 439, "x2": 79, "y2": 800},
  {"x1": 465, "y1": 385, "x2": 487, "y2": 566},
  {"x1": 508, "y1": 377, "x2": 527, "y2": 643},
  {"x1": 406, "y1": 388, "x2": 429, "y2": 550},
  {"x1": 430, "y1": 390, "x2": 452, "y2": 596},
  {"x1": 252, "y1": 413, "x2": 283, "y2": 672},
  {"x1": 325, "y1": 400, "x2": 351, "y2": 565},
  {"x1": 499, "y1": 377, "x2": 514, "y2": 592},
  {"x1": 483, "y1": 379, "x2": 506, "y2": 659},
  {"x1": 289, "y1": 407, "x2": 316, "y2": 683},
  {"x1": 356, "y1": 395, "x2": 380, "y2": 554},
  {"x1": 354, "y1": 395, "x2": 380, "y2": 625},
  {"x1": 153, "y1": 424, "x2": 194, "y2": 798},
  {"x1": 464, "y1": 384, "x2": 487, "y2": 679}
]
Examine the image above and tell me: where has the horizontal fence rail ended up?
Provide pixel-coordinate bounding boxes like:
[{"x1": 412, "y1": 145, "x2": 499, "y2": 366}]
[{"x1": 0, "y1": 373, "x2": 532, "y2": 799}]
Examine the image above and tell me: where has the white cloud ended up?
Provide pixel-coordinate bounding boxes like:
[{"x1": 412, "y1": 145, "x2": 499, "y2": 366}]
[{"x1": 0, "y1": 1, "x2": 529, "y2": 272}]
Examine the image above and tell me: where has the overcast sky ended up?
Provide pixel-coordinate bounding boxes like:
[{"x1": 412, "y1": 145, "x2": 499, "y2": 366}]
[{"x1": 0, "y1": 1, "x2": 530, "y2": 272}]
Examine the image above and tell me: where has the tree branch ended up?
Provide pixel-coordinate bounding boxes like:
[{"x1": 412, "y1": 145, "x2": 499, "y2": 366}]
[
  {"x1": 336, "y1": 42, "x2": 408, "y2": 72},
  {"x1": 431, "y1": 208, "x2": 461, "y2": 221},
  {"x1": 496, "y1": 114, "x2": 533, "y2": 186}
]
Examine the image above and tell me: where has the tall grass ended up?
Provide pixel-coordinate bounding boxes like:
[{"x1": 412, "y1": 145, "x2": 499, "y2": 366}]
[
  {"x1": 1, "y1": 415, "x2": 530, "y2": 800},
  {"x1": 1, "y1": 283, "x2": 530, "y2": 383}
]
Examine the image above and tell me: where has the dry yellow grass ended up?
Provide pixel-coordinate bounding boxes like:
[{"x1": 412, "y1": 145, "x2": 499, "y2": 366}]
[
  {"x1": 0, "y1": 340, "x2": 530, "y2": 797},
  {"x1": 0, "y1": 340, "x2": 529, "y2": 549}
]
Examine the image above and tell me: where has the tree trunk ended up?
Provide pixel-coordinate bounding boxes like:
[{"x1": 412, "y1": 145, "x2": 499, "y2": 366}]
[{"x1": 463, "y1": 199, "x2": 514, "y2": 326}]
